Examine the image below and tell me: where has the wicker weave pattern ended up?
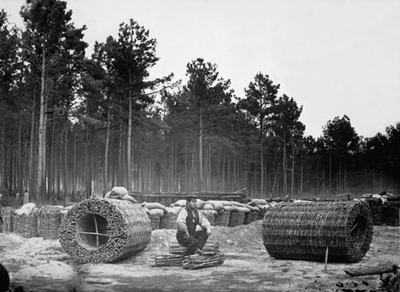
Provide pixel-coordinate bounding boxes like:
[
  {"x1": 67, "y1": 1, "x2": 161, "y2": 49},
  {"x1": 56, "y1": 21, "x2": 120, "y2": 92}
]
[
  {"x1": 59, "y1": 198, "x2": 152, "y2": 263},
  {"x1": 38, "y1": 207, "x2": 63, "y2": 239},
  {"x1": 148, "y1": 213, "x2": 161, "y2": 230},
  {"x1": 262, "y1": 201, "x2": 373, "y2": 263},
  {"x1": 244, "y1": 211, "x2": 258, "y2": 224},
  {"x1": 12, "y1": 214, "x2": 38, "y2": 238},
  {"x1": 229, "y1": 211, "x2": 245, "y2": 227},
  {"x1": 159, "y1": 213, "x2": 179, "y2": 229},
  {"x1": 214, "y1": 210, "x2": 231, "y2": 226}
]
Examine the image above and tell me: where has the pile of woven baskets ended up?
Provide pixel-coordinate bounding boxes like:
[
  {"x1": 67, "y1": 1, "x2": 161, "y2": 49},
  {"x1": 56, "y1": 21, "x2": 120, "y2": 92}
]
[{"x1": 4, "y1": 203, "x2": 68, "y2": 239}]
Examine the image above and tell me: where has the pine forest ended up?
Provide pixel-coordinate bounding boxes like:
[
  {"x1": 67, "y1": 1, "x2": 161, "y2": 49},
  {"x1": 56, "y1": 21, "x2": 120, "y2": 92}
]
[{"x1": 0, "y1": 1, "x2": 399, "y2": 205}]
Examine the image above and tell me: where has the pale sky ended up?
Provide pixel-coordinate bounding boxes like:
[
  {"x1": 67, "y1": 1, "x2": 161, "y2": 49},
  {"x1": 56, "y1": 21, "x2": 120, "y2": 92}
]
[{"x1": 1, "y1": 0, "x2": 400, "y2": 138}]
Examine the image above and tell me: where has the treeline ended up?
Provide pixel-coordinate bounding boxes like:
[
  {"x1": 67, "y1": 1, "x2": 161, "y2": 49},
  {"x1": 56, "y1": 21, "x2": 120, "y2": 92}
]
[{"x1": 0, "y1": 1, "x2": 399, "y2": 204}]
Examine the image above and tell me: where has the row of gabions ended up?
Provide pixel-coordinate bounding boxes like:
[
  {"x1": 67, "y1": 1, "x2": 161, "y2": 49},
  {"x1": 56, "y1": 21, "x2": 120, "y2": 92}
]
[{"x1": 3, "y1": 198, "x2": 374, "y2": 264}]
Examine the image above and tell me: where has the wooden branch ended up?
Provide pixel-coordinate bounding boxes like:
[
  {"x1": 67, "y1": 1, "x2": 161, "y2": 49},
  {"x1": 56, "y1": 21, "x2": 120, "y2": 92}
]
[{"x1": 344, "y1": 263, "x2": 398, "y2": 277}]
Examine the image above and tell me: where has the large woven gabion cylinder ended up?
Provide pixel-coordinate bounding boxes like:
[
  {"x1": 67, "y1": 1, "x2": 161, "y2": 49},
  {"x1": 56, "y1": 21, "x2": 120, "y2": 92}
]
[
  {"x1": 59, "y1": 198, "x2": 151, "y2": 263},
  {"x1": 262, "y1": 200, "x2": 373, "y2": 263}
]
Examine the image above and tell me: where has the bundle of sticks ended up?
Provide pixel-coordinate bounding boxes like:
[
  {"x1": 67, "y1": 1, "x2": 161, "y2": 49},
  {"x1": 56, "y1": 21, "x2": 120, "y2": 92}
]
[
  {"x1": 169, "y1": 241, "x2": 220, "y2": 256},
  {"x1": 154, "y1": 254, "x2": 184, "y2": 267},
  {"x1": 181, "y1": 252, "x2": 225, "y2": 270}
]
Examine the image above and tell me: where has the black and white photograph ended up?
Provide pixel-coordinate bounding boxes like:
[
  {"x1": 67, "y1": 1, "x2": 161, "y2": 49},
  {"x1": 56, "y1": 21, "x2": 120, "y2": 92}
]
[{"x1": 0, "y1": 0, "x2": 399, "y2": 291}]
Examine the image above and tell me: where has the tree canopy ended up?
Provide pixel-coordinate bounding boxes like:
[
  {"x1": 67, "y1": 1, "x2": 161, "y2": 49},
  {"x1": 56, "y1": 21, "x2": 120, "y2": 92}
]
[{"x1": 0, "y1": 1, "x2": 398, "y2": 202}]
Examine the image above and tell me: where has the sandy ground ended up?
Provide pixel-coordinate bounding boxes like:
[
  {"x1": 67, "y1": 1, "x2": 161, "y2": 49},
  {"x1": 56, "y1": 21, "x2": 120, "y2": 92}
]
[{"x1": 0, "y1": 220, "x2": 399, "y2": 292}]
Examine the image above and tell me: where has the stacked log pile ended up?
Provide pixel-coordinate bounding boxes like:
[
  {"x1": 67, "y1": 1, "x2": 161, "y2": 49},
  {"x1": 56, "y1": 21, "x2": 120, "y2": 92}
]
[
  {"x1": 59, "y1": 198, "x2": 151, "y2": 263},
  {"x1": 181, "y1": 253, "x2": 225, "y2": 270},
  {"x1": 169, "y1": 241, "x2": 220, "y2": 256},
  {"x1": 154, "y1": 254, "x2": 183, "y2": 267},
  {"x1": 154, "y1": 240, "x2": 224, "y2": 269},
  {"x1": 262, "y1": 200, "x2": 373, "y2": 263}
]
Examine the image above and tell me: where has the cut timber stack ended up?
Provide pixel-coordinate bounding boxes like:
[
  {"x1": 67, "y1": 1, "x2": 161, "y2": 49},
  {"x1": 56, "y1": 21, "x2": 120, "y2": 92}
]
[
  {"x1": 154, "y1": 254, "x2": 183, "y2": 267},
  {"x1": 262, "y1": 200, "x2": 373, "y2": 263},
  {"x1": 169, "y1": 241, "x2": 220, "y2": 256},
  {"x1": 181, "y1": 253, "x2": 225, "y2": 269},
  {"x1": 59, "y1": 198, "x2": 151, "y2": 263}
]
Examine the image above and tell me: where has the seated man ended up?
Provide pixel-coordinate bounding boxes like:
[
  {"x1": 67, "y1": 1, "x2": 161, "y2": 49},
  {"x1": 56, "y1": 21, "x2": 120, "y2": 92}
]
[{"x1": 176, "y1": 195, "x2": 211, "y2": 256}]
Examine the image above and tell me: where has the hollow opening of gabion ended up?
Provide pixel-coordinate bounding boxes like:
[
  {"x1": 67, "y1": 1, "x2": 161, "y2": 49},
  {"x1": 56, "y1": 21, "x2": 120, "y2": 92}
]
[
  {"x1": 76, "y1": 213, "x2": 111, "y2": 249},
  {"x1": 350, "y1": 215, "x2": 368, "y2": 248}
]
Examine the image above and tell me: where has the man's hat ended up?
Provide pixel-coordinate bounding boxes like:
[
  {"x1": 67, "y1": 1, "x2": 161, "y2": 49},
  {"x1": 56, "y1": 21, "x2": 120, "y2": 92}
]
[{"x1": 185, "y1": 194, "x2": 198, "y2": 201}]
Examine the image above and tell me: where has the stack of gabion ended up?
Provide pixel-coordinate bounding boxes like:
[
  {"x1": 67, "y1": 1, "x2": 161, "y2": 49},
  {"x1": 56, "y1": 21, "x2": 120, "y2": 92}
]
[
  {"x1": 59, "y1": 198, "x2": 151, "y2": 263},
  {"x1": 262, "y1": 200, "x2": 373, "y2": 263}
]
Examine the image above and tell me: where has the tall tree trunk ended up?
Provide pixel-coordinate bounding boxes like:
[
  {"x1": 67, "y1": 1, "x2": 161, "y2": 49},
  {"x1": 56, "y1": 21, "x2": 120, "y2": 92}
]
[
  {"x1": 199, "y1": 107, "x2": 203, "y2": 191},
  {"x1": 283, "y1": 132, "x2": 287, "y2": 196},
  {"x1": 104, "y1": 95, "x2": 112, "y2": 193},
  {"x1": 127, "y1": 90, "x2": 132, "y2": 191},
  {"x1": 37, "y1": 49, "x2": 47, "y2": 205},
  {"x1": 63, "y1": 127, "x2": 68, "y2": 201},
  {"x1": 329, "y1": 155, "x2": 332, "y2": 195},
  {"x1": 118, "y1": 125, "x2": 124, "y2": 186},
  {"x1": 17, "y1": 111, "x2": 23, "y2": 197},
  {"x1": 28, "y1": 88, "x2": 36, "y2": 198},
  {"x1": 300, "y1": 153, "x2": 304, "y2": 196},
  {"x1": 291, "y1": 138, "x2": 295, "y2": 198}
]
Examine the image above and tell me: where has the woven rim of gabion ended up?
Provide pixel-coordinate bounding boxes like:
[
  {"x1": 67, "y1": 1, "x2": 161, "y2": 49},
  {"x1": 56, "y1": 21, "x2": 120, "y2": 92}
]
[
  {"x1": 262, "y1": 200, "x2": 373, "y2": 263},
  {"x1": 58, "y1": 198, "x2": 151, "y2": 263}
]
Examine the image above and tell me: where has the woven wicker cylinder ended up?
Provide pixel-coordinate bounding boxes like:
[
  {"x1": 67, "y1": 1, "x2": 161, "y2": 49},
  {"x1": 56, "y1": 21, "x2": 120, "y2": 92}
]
[
  {"x1": 13, "y1": 214, "x2": 38, "y2": 238},
  {"x1": 229, "y1": 211, "x2": 245, "y2": 227},
  {"x1": 148, "y1": 213, "x2": 161, "y2": 230},
  {"x1": 159, "y1": 213, "x2": 178, "y2": 229},
  {"x1": 262, "y1": 201, "x2": 373, "y2": 263},
  {"x1": 214, "y1": 210, "x2": 231, "y2": 226},
  {"x1": 244, "y1": 211, "x2": 259, "y2": 224},
  {"x1": 38, "y1": 207, "x2": 63, "y2": 239},
  {"x1": 59, "y1": 198, "x2": 151, "y2": 263},
  {"x1": 370, "y1": 204, "x2": 385, "y2": 226}
]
